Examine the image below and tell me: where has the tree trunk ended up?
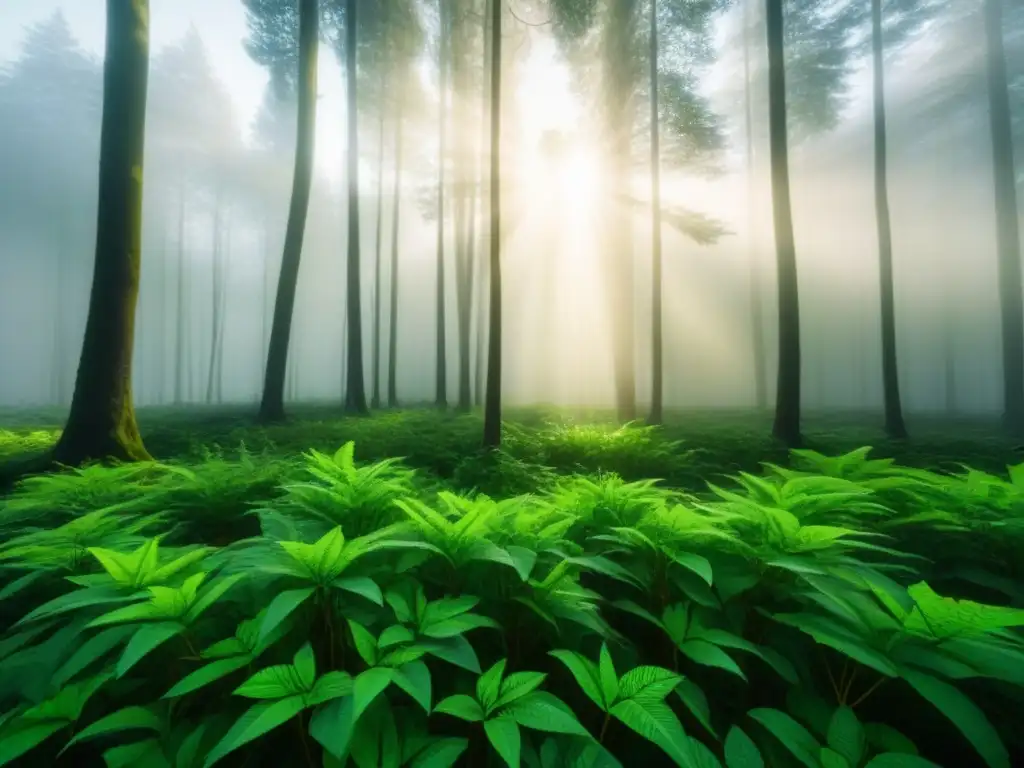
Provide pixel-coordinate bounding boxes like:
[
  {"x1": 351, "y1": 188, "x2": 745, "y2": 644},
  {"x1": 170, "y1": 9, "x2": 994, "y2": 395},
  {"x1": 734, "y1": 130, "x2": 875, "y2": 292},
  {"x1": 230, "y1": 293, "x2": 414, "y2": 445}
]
[
  {"x1": 387, "y1": 98, "x2": 404, "y2": 408},
  {"x1": 344, "y1": 0, "x2": 368, "y2": 414},
  {"x1": 435, "y1": 0, "x2": 450, "y2": 409},
  {"x1": 765, "y1": 0, "x2": 802, "y2": 446},
  {"x1": 52, "y1": 0, "x2": 151, "y2": 465},
  {"x1": 648, "y1": 0, "x2": 664, "y2": 425},
  {"x1": 258, "y1": 0, "x2": 318, "y2": 423},
  {"x1": 174, "y1": 179, "x2": 186, "y2": 404},
  {"x1": 371, "y1": 98, "x2": 386, "y2": 410},
  {"x1": 871, "y1": 0, "x2": 907, "y2": 438},
  {"x1": 482, "y1": 0, "x2": 503, "y2": 448},
  {"x1": 475, "y1": 0, "x2": 493, "y2": 410},
  {"x1": 984, "y1": 0, "x2": 1024, "y2": 437},
  {"x1": 464, "y1": 169, "x2": 478, "y2": 409},
  {"x1": 206, "y1": 190, "x2": 223, "y2": 404},
  {"x1": 214, "y1": 216, "x2": 230, "y2": 402},
  {"x1": 743, "y1": 0, "x2": 768, "y2": 410}
]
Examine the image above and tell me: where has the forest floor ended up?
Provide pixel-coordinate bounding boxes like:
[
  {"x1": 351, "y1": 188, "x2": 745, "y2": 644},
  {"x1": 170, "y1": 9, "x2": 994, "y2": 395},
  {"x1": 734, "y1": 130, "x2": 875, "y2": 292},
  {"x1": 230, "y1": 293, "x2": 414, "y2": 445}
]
[
  {"x1": 1, "y1": 405, "x2": 1023, "y2": 766},
  {"x1": 0, "y1": 404, "x2": 1019, "y2": 498}
]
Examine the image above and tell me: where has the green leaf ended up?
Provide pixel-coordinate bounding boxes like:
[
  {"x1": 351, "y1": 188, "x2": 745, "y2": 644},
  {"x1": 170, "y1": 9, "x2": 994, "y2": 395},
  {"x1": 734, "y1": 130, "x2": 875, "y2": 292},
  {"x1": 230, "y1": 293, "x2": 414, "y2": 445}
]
[
  {"x1": 258, "y1": 587, "x2": 315, "y2": 642},
  {"x1": 421, "y1": 635, "x2": 481, "y2": 673},
  {"x1": 421, "y1": 613, "x2": 501, "y2": 639},
  {"x1": 549, "y1": 650, "x2": 606, "y2": 710},
  {"x1": 771, "y1": 613, "x2": 898, "y2": 677},
  {"x1": 352, "y1": 667, "x2": 394, "y2": 721},
  {"x1": 679, "y1": 640, "x2": 746, "y2": 680},
  {"x1": 347, "y1": 621, "x2": 379, "y2": 666},
  {"x1": 900, "y1": 669, "x2": 1009, "y2": 768},
  {"x1": 0, "y1": 721, "x2": 67, "y2": 766},
  {"x1": 748, "y1": 708, "x2": 821, "y2": 768},
  {"x1": 819, "y1": 748, "x2": 851, "y2": 768},
  {"x1": 202, "y1": 696, "x2": 305, "y2": 767},
  {"x1": 393, "y1": 660, "x2": 432, "y2": 712},
  {"x1": 609, "y1": 698, "x2": 693, "y2": 766},
  {"x1": 184, "y1": 573, "x2": 245, "y2": 625},
  {"x1": 52, "y1": 625, "x2": 135, "y2": 687},
  {"x1": 62, "y1": 706, "x2": 163, "y2": 752},
  {"x1": 235, "y1": 663, "x2": 308, "y2": 699},
  {"x1": 434, "y1": 694, "x2": 485, "y2": 722},
  {"x1": 863, "y1": 723, "x2": 918, "y2": 755},
  {"x1": 506, "y1": 545, "x2": 538, "y2": 581},
  {"x1": 725, "y1": 726, "x2": 763, "y2": 768},
  {"x1": 164, "y1": 656, "x2": 251, "y2": 698},
  {"x1": 407, "y1": 737, "x2": 469, "y2": 768},
  {"x1": 306, "y1": 670, "x2": 354, "y2": 707},
  {"x1": 378, "y1": 624, "x2": 415, "y2": 649},
  {"x1": 503, "y1": 691, "x2": 590, "y2": 737},
  {"x1": 309, "y1": 696, "x2": 355, "y2": 759},
  {"x1": 827, "y1": 706, "x2": 866, "y2": 767},
  {"x1": 117, "y1": 622, "x2": 184, "y2": 678},
  {"x1": 493, "y1": 671, "x2": 548, "y2": 710},
  {"x1": 675, "y1": 678, "x2": 716, "y2": 738},
  {"x1": 598, "y1": 644, "x2": 619, "y2": 705},
  {"x1": 333, "y1": 576, "x2": 383, "y2": 606},
  {"x1": 618, "y1": 665, "x2": 683, "y2": 703},
  {"x1": 484, "y1": 716, "x2": 521, "y2": 768},
  {"x1": 293, "y1": 643, "x2": 316, "y2": 690},
  {"x1": 864, "y1": 755, "x2": 940, "y2": 768},
  {"x1": 672, "y1": 552, "x2": 713, "y2": 586},
  {"x1": 102, "y1": 739, "x2": 168, "y2": 768},
  {"x1": 477, "y1": 659, "x2": 508, "y2": 711}
]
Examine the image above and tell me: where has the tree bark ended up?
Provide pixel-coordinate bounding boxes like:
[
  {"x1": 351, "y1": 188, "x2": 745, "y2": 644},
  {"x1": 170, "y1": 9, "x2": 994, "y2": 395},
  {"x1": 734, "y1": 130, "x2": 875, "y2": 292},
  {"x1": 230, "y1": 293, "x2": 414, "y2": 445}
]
[
  {"x1": 371, "y1": 97, "x2": 386, "y2": 410},
  {"x1": 174, "y1": 179, "x2": 187, "y2": 404},
  {"x1": 435, "y1": 0, "x2": 450, "y2": 409},
  {"x1": 206, "y1": 189, "x2": 223, "y2": 404},
  {"x1": 258, "y1": 0, "x2": 318, "y2": 423},
  {"x1": 344, "y1": 0, "x2": 368, "y2": 414},
  {"x1": 984, "y1": 0, "x2": 1024, "y2": 437},
  {"x1": 52, "y1": 0, "x2": 151, "y2": 465},
  {"x1": 871, "y1": 0, "x2": 907, "y2": 438},
  {"x1": 765, "y1": 0, "x2": 802, "y2": 446},
  {"x1": 648, "y1": 0, "x2": 664, "y2": 425},
  {"x1": 743, "y1": 0, "x2": 768, "y2": 411},
  {"x1": 387, "y1": 96, "x2": 404, "y2": 408},
  {"x1": 482, "y1": 0, "x2": 503, "y2": 448}
]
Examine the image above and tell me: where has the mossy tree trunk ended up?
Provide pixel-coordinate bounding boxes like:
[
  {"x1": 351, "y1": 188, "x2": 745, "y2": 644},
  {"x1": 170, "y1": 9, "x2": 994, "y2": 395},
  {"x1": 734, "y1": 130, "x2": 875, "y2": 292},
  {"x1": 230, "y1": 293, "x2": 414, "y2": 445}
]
[
  {"x1": 258, "y1": 0, "x2": 318, "y2": 423},
  {"x1": 52, "y1": 0, "x2": 152, "y2": 465}
]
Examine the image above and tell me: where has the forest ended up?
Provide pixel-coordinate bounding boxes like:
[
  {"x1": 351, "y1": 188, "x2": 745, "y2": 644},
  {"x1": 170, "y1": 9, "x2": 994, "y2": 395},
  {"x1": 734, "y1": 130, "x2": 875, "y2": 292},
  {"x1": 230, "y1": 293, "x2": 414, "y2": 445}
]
[{"x1": 1, "y1": 0, "x2": 1024, "y2": 765}]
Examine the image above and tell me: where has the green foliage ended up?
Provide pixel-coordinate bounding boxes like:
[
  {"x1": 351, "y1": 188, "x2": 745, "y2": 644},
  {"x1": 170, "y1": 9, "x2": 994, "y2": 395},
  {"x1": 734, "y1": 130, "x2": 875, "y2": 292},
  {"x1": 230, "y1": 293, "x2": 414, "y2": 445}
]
[{"x1": 1, "y1": 418, "x2": 1024, "y2": 766}]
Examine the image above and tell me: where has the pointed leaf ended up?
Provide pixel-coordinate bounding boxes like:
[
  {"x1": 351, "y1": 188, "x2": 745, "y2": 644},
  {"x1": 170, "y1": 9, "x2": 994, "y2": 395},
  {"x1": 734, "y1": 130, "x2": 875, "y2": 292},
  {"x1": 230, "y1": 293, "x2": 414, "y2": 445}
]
[
  {"x1": 407, "y1": 737, "x2": 469, "y2": 768},
  {"x1": 609, "y1": 698, "x2": 693, "y2": 766},
  {"x1": 62, "y1": 706, "x2": 163, "y2": 752},
  {"x1": 502, "y1": 691, "x2": 590, "y2": 736},
  {"x1": 393, "y1": 660, "x2": 432, "y2": 712},
  {"x1": 725, "y1": 726, "x2": 763, "y2": 768},
  {"x1": 827, "y1": 706, "x2": 866, "y2": 767},
  {"x1": 748, "y1": 708, "x2": 820, "y2": 768},
  {"x1": 202, "y1": 696, "x2": 305, "y2": 767},
  {"x1": 164, "y1": 656, "x2": 251, "y2": 699},
  {"x1": 549, "y1": 649, "x2": 606, "y2": 710},
  {"x1": 117, "y1": 622, "x2": 184, "y2": 678},
  {"x1": 484, "y1": 716, "x2": 521, "y2": 768},
  {"x1": 333, "y1": 577, "x2": 383, "y2": 606},
  {"x1": 598, "y1": 644, "x2": 619, "y2": 705},
  {"x1": 258, "y1": 588, "x2": 315, "y2": 642}
]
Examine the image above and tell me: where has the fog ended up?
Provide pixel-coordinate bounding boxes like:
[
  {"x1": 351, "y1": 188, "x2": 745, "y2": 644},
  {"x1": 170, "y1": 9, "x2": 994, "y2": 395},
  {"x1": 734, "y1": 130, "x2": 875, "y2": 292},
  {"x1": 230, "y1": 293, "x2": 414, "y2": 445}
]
[{"x1": 0, "y1": 0, "x2": 1021, "y2": 417}]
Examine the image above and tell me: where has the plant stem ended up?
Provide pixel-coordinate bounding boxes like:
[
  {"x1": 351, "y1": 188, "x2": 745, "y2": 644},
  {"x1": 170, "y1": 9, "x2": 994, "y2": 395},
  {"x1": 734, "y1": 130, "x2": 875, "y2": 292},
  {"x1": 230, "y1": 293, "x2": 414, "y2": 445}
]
[
  {"x1": 851, "y1": 677, "x2": 887, "y2": 708},
  {"x1": 297, "y1": 712, "x2": 315, "y2": 768},
  {"x1": 599, "y1": 712, "x2": 611, "y2": 743}
]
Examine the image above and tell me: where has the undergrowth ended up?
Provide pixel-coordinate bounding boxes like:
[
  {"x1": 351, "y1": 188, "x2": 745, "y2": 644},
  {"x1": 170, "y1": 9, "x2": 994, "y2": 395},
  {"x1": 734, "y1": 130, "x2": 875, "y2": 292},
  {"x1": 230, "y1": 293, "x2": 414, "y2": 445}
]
[{"x1": 0, "y1": 426, "x2": 1023, "y2": 767}]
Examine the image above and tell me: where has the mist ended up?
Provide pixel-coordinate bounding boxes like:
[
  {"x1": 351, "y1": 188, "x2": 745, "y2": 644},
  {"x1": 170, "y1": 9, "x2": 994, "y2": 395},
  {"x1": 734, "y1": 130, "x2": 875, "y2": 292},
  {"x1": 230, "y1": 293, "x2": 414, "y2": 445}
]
[{"x1": 0, "y1": 0, "x2": 1020, "y2": 420}]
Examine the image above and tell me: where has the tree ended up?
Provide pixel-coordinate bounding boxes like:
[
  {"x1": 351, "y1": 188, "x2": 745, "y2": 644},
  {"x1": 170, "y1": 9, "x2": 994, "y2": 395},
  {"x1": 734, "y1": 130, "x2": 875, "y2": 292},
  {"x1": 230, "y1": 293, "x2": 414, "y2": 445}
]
[
  {"x1": 246, "y1": 0, "x2": 321, "y2": 423},
  {"x1": 983, "y1": 0, "x2": 1024, "y2": 436},
  {"x1": 343, "y1": 0, "x2": 369, "y2": 414},
  {"x1": 764, "y1": 0, "x2": 801, "y2": 446},
  {"x1": 648, "y1": 0, "x2": 664, "y2": 424},
  {"x1": 52, "y1": 0, "x2": 152, "y2": 464},
  {"x1": 435, "y1": 0, "x2": 451, "y2": 409},
  {"x1": 483, "y1": 0, "x2": 503, "y2": 448}
]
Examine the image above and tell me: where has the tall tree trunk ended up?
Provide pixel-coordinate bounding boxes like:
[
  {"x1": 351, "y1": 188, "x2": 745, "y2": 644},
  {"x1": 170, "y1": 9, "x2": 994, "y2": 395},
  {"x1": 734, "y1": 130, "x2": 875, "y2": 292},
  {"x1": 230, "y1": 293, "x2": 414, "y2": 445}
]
[
  {"x1": 765, "y1": 0, "x2": 802, "y2": 446},
  {"x1": 871, "y1": 0, "x2": 907, "y2": 438},
  {"x1": 206, "y1": 190, "x2": 223, "y2": 405},
  {"x1": 372, "y1": 99, "x2": 386, "y2": 410},
  {"x1": 174, "y1": 180, "x2": 186, "y2": 404},
  {"x1": 387, "y1": 97, "x2": 404, "y2": 408},
  {"x1": 464, "y1": 170, "x2": 478, "y2": 408},
  {"x1": 53, "y1": 0, "x2": 151, "y2": 464},
  {"x1": 984, "y1": 0, "x2": 1024, "y2": 437},
  {"x1": 475, "y1": 0, "x2": 493, "y2": 410},
  {"x1": 344, "y1": 0, "x2": 369, "y2": 414},
  {"x1": 648, "y1": 0, "x2": 664, "y2": 425},
  {"x1": 258, "y1": 0, "x2": 318, "y2": 423},
  {"x1": 261, "y1": 224, "x2": 270, "y2": 384},
  {"x1": 214, "y1": 217, "x2": 230, "y2": 402},
  {"x1": 743, "y1": 0, "x2": 768, "y2": 410},
  {"x1": 483, "y1": 0, "x2": 503, "y2": 448},
  {"x1": 435, "y1": 0, "x2": 449, "y2": 409}
]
